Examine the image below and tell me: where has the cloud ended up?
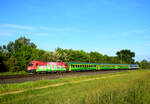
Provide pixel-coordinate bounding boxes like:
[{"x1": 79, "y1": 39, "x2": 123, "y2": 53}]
[
  {"x1": 0, "y1": 24, "x2": 35, "y2": 30},
  {"x1": 39, "y1": 26, "x2": 87, "y2": 33},
  {"x1": 0, "y1": 24, "x2": 87, "y2": 32},
  {"x1": 117, "y1": 28, "x2": 150, "y2": 36},
  {"x1": 0, "y1": 30, "x2": 33, "y2": 36},
  {"x1": 0, "y1": 24, "x2": 87, "y2": 38}
]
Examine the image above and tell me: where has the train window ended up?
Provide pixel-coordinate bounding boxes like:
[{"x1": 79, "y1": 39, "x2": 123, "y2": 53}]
[{"x1": 28, "y1": 63, "x2": 33, "y2": 66}]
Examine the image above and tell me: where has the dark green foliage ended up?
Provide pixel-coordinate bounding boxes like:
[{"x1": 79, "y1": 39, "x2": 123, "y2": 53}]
[
  {"x1": 0, "y1": 36, "x2": 140, "y2": 72},
  {"x1": 116, "y1": 49, "x2": 135, "y2": 64},
  {"x1": 139, "y1": 60, "x2": 150, "y2": 69},
  {"x1": 0, "y1": 37, "x2": 38, "y2": 72},
  {"x1": 89, "y1": 52, "x2": 103, "y2": 63}
]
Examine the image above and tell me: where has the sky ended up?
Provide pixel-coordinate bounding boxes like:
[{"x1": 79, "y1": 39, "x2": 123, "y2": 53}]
[{"x1": 0, "y1": 0, "x2": 150, "y2": 61}]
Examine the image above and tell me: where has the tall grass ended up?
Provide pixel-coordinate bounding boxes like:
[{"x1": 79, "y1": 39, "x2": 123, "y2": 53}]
[
  {"x1": 0, "y1": 70, "x2": 28, "y2": 76},
  {"x1": 0, "y1": 70, "x2": 150, "y2": 104},
  {"x1": 84, "y1": 72, "x2": 150, "y2": 104}
]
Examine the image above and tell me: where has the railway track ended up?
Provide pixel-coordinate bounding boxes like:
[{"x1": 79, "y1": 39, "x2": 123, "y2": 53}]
[{"x1": 0, "y1": 70, "x2": 129, "y2": 84}]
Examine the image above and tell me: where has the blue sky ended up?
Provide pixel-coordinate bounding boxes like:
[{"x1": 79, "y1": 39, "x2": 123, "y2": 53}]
[{"x1": 0, "y1": 0, "x2": 150, "y2": 61}]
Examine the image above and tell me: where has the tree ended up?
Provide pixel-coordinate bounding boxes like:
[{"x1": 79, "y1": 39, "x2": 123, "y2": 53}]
[
  {"x1": 140, "y1": 60, "x2": 150, "y2": 69},
  {"x1": 0, "y1": 36, "x2": 140, "y2": 72},
  {"x1": 4, "y1": 57, "x2": 21, "y2": 72},
  {"x1": 88, "y1": 52, "x2": 103, "y2": 63},
  {"x1": 0, "y1": 36, "x2": 38, "y2": 72},
  {"x1": 68, "y1": 50, "x2": 89, "y2": 62},
  {"x1": 116, "y1": 49, "x2": 135, "y2": 64}
]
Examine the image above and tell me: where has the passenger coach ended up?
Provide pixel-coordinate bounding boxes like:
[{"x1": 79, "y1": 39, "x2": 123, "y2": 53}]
[{"x1": 27, "y1": 61, "x2": 139, "y2": 73}]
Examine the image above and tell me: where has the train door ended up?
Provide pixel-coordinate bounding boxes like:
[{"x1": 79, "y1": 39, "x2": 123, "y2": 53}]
[{"x1": 96, "y1": 65, "x2": 100, "y2": 70}]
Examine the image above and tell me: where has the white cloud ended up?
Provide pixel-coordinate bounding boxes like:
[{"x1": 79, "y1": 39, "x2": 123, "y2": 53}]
[
  {"x1": 117, "y1": 28, "x2": 150, "y2": 36},
  {"x1": 0, "y1": 24, "x2": 87, "y2": 38},
  {"x1": 39, "y1": 26, "x2": 87, "y2": 33},
  {"x1": 0, "y1": 24, "x2": 35, "y2": 30}
]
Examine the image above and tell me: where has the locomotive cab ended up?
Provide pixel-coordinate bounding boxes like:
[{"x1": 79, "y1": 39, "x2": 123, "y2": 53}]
[{"x1": 27, "y1": 61, "x2": 40, "y2": 73}]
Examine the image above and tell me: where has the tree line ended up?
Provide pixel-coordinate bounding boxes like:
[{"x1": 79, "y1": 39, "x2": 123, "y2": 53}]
[{"x1": 0, "y1": 37, "x2": 147, "y2": 72}]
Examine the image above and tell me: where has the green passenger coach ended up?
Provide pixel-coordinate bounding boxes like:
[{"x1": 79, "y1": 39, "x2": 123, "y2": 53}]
[
  {"x1": 66, "y1": 62, "x2": 136, "y2": 71},
  {"x1": 27, "y1": 61, "x2": 139, "y2": 73}
]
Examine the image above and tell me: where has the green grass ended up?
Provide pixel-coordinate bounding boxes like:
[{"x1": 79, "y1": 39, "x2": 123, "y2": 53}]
[
  {"x1": 0, "y1": 70, "x2": 150, "y2": 104},
  {"x1": 0, "y1": 70, "x2": 28, "y2": 76}
]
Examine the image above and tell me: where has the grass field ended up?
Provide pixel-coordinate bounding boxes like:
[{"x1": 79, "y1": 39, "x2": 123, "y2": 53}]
[
  {"x1": 0, "y1": 71, "x2": 28, "y2": 76},
  {"x1": 0, "y1": 70, "x2": 150, "y2": 104}
]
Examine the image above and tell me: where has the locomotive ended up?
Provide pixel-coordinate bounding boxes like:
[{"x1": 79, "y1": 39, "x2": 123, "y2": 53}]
[{"x1": 27, "y1": 61, "x2": 139, "y2": 73}]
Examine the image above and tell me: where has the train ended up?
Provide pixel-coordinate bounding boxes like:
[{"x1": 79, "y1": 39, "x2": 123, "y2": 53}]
[{"x1": 27, "y1": 61, "x2": 139, "y2": 73}]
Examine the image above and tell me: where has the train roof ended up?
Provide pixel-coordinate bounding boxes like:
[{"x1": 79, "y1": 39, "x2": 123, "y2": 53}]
[
  {"x1": 66, "y1": 62, "x2": 138, "y2": 65},
  {"x1": 29, "y1": 61, "x2": 138, "y2": 66}
]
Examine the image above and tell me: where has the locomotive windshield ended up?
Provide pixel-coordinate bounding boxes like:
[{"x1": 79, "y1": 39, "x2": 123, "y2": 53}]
[{"x1": 28, "y1": 63, "x2": 33, "y2": 66}]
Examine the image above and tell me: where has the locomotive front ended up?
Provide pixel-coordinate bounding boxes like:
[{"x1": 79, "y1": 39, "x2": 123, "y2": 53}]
[{"x1": 27, "y1": 61, "x2": 41, "y2": 73}]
